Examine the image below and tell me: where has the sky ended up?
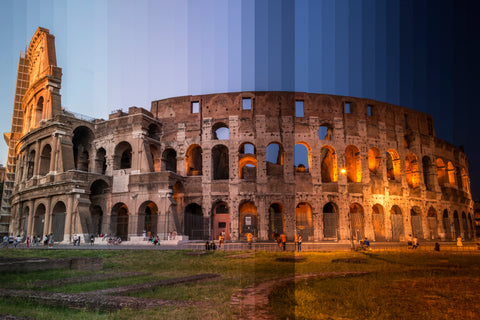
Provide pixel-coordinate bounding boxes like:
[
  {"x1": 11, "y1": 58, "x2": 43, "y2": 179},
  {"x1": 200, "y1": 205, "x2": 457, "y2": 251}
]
[{"x1": 0, "y1": 0, "x2": 479, "y2": 199}]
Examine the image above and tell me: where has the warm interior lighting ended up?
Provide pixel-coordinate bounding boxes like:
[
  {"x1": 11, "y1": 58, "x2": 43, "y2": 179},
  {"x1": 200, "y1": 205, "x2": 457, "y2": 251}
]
[{"x1": 340, "y1": 168, "x2": 346, "y2": 174}]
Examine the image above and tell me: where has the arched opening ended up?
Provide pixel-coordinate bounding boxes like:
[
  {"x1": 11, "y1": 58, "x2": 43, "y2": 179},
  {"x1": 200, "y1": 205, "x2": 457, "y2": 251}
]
[
  {"x1": 320, "y1": 145, "x2": 337, "y2": 182},
  {"x1": 27, "y1": 150, "x2": 35, "y2": 179},
  {"x1": 368, "y1": 147, "x2": 381, "y2": 175},
  {"x1": 186, "y1": 145, "x2": 203, "y2": 176},
  {"x1": 386, "y1": 149, "x2": 401, "y2": 181},
  {"x1": 453, "y1": 211, "x2": 460, "y2": 238},
  {"x1": 111, "y1": 203, "x2": 129, "y2": 241},
  {"x1": 422, "y1": 156, "x2": 434, "y2": 191},
  {"x1": 95, "y1": 148, "x2": 107, "y2": 174},
  {"x1": 462, "y1": 212, "x2": 468, "y2": 239},
  {"x1": 212, "y1": 201, "x2": 230, "y2": 240},
  {"x1": 212, "y1": 144, "x2": 229, "y2": 180},
  {"x1": 427, "y1": 207, "x2": 438, "y2": 240},
  {"x1": 150, "y1": 145, "x2": 161, "y2": 172},
  {"x1": 442, "y1": 210, "x2": 451, "y2": 240},
  {"x1": 90, "y1": 205, "x2": 103, "y2": 236},
  {"x1": 318, "y1": 124, "x2": 333, "y2": 140},
  {"x1": 34, "y1": 96, "x2": 44, "y2": 127},
  {"x1": 390, "y1": 205, "x2": 404, "y2": 241},
  {"x1": 266, "y1": 142, "x2": 284, "y2": 176},
  {"x1": 294, "y1": 143, "x2": 311, "y2": 172},
  {"x1": 212, "y1": 122, "x2": 229, "y2": 140},
  {"x1": 22, "y1": 207, "x2": 29, "y2": 237},
  {"x1": 345, "y1": 145, "x2": 361, "y2": 182},
  {"x1": 147, "y1": 123, "x2": 161, "y2": 140},
  {"x1": 296, "y1": 202, "x2": 313, "y2": 239},
  {"x1": 468, "y1": 213, "x2": 474, "y2": 240},
  {"x1": 405, "y1": 153, "x2": 420, "y2": 188},
  {"x1": 349, "y1": 203, "x2": 365, "y2": 240},
  {"x1": 184, "y1": 203, "x2": 204, "y2": 240},
  {"x1": 162, "y1": 148, "x2": 177, "y2": 173},
  {"x1": 39, "y1": 144, "x2": 51, "y2": 175},
  {"x1": 456, "y1": 167, "x2": 463, "y2": 191},
  {"x1": 140, "y1": 201, "x2": 158, "y2": 238},
  {"x1": 323, "y1": 202, "x2": 339, "y2": 239},
  {"x1": 239, "y1": 143, "x2": 257, "y2": 180},
  {"x1": 34, "y1": 204, "x2": 46, "y2": 238},
  {"x1": 410, "y1": 206, "x2": 423, "y2": 239},
  {"x1": 239, "y1": 201, "x2": 258, "y2": 237},
  {"x1": 447, "y1": 161, "x2": 456, "y2": 187},
  {"x1": 461, "y1": 168, "x2": 470, "y2": 193},
  {"x1": 436, "y1": 158, "x2": 447, "y2": 185},
  {"x1": 372, "y1": 204, "x2": 386, "y2": 241},
  {"x1": 52, "y1": 201, "x2": 66, "y2": 242},
  {"x1": 73, "y1": 126, "x2": 94, "y2": 172},
  {"x1": 268, "y1": 203, "x2": 284, "y2": 239},
  {"x1": 114, "y1": 142, "x2": 133, "y2": 170}
]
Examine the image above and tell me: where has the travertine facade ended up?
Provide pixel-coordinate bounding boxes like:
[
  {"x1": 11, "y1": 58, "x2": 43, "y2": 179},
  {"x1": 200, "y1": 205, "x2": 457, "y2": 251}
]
[{"x1": 4, "y1": 28, "x2": 475, "y2": 243}]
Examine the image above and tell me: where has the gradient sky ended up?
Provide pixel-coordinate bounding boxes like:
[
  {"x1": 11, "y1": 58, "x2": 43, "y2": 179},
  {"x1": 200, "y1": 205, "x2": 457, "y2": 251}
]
[{"x1": 1, "y1": 0, "x2": 479, "y2": 198}]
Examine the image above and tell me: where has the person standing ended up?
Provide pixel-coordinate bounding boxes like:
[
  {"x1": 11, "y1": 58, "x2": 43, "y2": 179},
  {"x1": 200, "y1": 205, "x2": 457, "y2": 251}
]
[
  {"x1": 297, "y1": 235, "x2": 302, "y2": 252},
  {"x1": 26, "y1": 236, "x2": 30, "y2": 248},
  {"x1": 246, "y1": 232, "x2": 252, "y2": 249},
  {"x1": 457, "y1": 236, "x2": 463, "y2": 247},
  {"x1": 90, "y1": 234, "x2": 95, "y2": 246},
  {"x1": 281, "y1": 234, "x2": 286, "y2": 251},
  {"x1": 294, "y1": 233, "x2": 298, "y2": 251},
  {"x1": 73, "y1": 234, "x2": 78, "y2": 246}
]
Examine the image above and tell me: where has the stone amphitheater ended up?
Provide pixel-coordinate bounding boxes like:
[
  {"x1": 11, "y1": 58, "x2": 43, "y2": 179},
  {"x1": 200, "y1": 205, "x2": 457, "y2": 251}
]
[{"x1": 3, "y1": 27, "x2": 474, "y2": 244}]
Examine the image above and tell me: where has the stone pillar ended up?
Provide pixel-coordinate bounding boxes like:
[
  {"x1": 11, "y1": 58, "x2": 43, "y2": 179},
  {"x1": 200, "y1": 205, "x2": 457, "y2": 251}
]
[
  {"x1": 64, "y1": 195, "x2": 75, "y2": 242},
  {"x1": 26, "y1": 201, "x2": 34, "y2": 237},
  {"x1": 43, "y1": 197, "x2": 52, "y2": 236}
]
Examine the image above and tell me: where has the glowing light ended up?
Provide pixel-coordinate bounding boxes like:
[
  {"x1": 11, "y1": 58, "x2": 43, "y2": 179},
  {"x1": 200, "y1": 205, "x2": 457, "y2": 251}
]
[{"x1": 340, "y1": 168, "x2": 346, "y2": 174}]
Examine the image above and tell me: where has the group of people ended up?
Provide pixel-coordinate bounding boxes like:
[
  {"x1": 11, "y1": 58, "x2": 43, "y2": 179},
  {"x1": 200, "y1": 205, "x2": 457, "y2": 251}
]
[
  {"x1": 2, "y1": 234, "x2": 21, "y2": 248},
  {"x1": 271, "y1": 233, "x2": 302, "y2": 251}
]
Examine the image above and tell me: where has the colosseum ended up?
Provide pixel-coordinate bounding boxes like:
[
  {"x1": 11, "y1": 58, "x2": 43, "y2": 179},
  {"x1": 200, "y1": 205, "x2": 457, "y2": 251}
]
[{"x1": 3, "y1": 27, "x2": 475, "y2": 244}]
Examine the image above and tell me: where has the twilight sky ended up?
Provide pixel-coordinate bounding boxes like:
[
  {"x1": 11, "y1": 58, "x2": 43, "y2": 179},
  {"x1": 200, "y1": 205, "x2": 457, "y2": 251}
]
[{"x1": 1, "y1": 0, "x2": 479, "y2": 199}]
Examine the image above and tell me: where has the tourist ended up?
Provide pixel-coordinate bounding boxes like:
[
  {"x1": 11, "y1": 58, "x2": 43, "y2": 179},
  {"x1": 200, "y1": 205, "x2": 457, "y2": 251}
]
[
  {"x1": 281, "y1": 234, "x2": 286, "y2": 251},
  {"x1": 73, "y1": 234, "x2": 78, "y2": 246},
  {"x1": 142, "y1": 229, "x2": 147, "y2": 241},
  {"x1": 294, "y1": 233, "x2": 298, "y2": 251},
  {"x1": 298, "y1": 235, "x2": 302, "y2": 252},
  {"x1": 246, "y1": 232, "x2": 252, "y2": 249},
  {"x1": 456, "y1": 236, "x2": 463, "y2": 247},
  {"x1": 434, "y1": 242, "x2": 440, "y2": 251},
  {"x1": 205, "y1": 241, "x2": 210, "y2": 251},
  {"x1": 413, "y1": 237, "x2": 419, "y2": 249},
  {"x1": 48, "y1": 233, "x2": 54, "y2": 248},
  {"x1": 44, "y1": 234, "x2": 48, "y2": 246},
  {"x1": 3, "y1": 235, "x2": 8, "y2": 248},
  {"x1": 363, "y1": 237, "x2": 370, "y2": 250},
  {"x1": 26, "y1": 236, "x2": 30, "y2": 248},
  {"x1": 90, "y1": 234, "x2": 95, "y2": 246},
  {"x1": 8, "y1": 234, "x2": 14, "y2": 246}
]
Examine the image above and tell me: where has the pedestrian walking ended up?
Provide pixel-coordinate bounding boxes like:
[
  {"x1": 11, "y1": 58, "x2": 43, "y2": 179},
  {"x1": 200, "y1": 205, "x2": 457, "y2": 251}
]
[{"x1": 26, "y1": 236, "x2": 30, "y2": 248}]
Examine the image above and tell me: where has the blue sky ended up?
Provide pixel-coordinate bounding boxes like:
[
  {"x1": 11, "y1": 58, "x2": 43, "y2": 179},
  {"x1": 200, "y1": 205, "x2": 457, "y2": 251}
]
[{"x1": 1, "y1": 0, "x2": 479, "y2": 198}]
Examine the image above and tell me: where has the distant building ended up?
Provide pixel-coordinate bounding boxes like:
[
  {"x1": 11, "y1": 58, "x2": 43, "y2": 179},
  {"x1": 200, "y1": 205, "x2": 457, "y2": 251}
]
[{"x1": 3, "y1": 28, "x2": 475, "y2": 243}]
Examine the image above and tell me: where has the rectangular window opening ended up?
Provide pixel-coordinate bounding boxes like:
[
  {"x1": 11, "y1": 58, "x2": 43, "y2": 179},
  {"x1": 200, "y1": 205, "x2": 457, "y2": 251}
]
[
  {"x1": 295, "y1": 100, "x2": 304, "y2": 117},
  {"x1": 344, "y1": 102, "x2": 351, "y2": 114},
  {"x1": 242, "y1": 98, "x2": 252, "y2": 110},
  {"x1": 191, "y1": 101, "x2": 199, "y2": 114},
  {"x1": 368, "y1": 105, "x2": 373, "y2": 116}
]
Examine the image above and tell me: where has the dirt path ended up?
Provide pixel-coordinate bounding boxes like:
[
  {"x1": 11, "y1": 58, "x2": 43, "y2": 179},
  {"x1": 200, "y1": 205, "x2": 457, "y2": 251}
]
[{"x1": 230, "y1": 271, "x2": 370, "y2": 320}]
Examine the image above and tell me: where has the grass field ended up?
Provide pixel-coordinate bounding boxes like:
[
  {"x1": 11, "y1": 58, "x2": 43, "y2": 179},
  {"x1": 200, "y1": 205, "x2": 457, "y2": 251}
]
[{"x1": 0, "y1": 249, "x2": 479, "y2": 319}]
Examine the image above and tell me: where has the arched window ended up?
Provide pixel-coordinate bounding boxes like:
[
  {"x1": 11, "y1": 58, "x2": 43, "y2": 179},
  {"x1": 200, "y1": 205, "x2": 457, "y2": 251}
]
[
  {"x1": 147, "y1": 123, "x2": 161, "y2": 140},
  {"x1": 386, "y1": 149, "x2": 401, "y2": 181},
  {"x1": 296, "y1": 202, "x2": 313, "y2": 239},
  {"x1": 212, "y1": 145, "x2": 229, "y2": 180},
  {"x1": 73, "y1": 126, "x2": 94, "y2": 172},
  {"x1": 114, "y1": 142, "x2": 133, "y2": 170},
  {"x1": 239, "y1": 143, "x2": 257, "y2": 180},
  {"x1": 461, "y1": 168, "x2": 470, "y2": 193},
  {"x1": 405, "y1": 153, "x2": 420, "y2": 188},
  {"x1": 162, "y1": 148, "x2": 177, "y2": 173},
  {"x1": 349, "y1": 203, "x2": 365, "y2": 240},
  {"x1": 390, "y1": 205, "x2": 404, "y2": 241},
  {"x1": 150, "y1": 145, "x2": 161, "y2": 172},
  {"x1": 427, "y1": 207, "x2": 438, "y2": 239},
  {"x1": 318, "y1": 124, "x2": 333, "y2": 141},
  {"x1": 345, "y1": 145, "x2": 361, "y2": 182},
  {"x1": 266, "y1": 142, "x2": 284, "y2": 176},
  {"x1": 410, "y1": 207, "x2": 423, "y2": 239},
  {"x1": 39, "y1": 144, "x2": 51, "y2": 175},
  {"x1": 95, "y1": 148, "x2": 107, "y2": 174},
  {"x1": 34, "y1": 96, "x2": 44, "y2": 127},
  {"x1": 268, "y1": 203, "x2": 284, "y2": 238},
  {"x1": 111, "y1": 203, "x2": 129, "y2": 241},
  {"x1": 320, "y1": 146, "x2": 337, "y2": 182},
  {"x1": 27, "y1": 150, "x2": 35, "y2": 179},
  {"x1": 186, "y1": 145, "x2": 202, "y2": 176},
  {"x1": 52, "y1": 201, "x2": 66, "y2": 242},
  {"x1": 239, "y1": 201, "x2": 257, "y2": 236},
  {"x1": 294, "y1": 142, "x2": 311, "y2": 172},
  {"x1": 323, "y1": 202, "x2": 339, "y2": 238},
  {"x1": 212, "y1": 122, "x2": 229, "y2": 140},
  {"x1": 442, "y1": 210, "x2": 452, "y2": 240}
]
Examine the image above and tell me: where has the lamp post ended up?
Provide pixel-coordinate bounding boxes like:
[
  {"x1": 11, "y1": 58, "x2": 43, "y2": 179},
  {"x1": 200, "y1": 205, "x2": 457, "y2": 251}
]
[{"x1": 340, "y1": 168, "x2": 355, "y2": 251}]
